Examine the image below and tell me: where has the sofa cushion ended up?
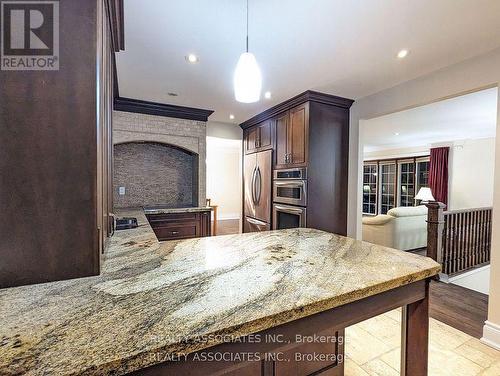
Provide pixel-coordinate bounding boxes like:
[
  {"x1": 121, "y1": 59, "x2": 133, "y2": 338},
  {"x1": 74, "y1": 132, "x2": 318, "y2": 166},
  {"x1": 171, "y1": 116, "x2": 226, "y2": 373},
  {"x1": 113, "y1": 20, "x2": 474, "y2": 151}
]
[
  {"x1": 387, "y1": 205, "x2": 427, "y2": 218},
  {"x1": 362, "y1": 214, "x2": 393, "y2": 225}
]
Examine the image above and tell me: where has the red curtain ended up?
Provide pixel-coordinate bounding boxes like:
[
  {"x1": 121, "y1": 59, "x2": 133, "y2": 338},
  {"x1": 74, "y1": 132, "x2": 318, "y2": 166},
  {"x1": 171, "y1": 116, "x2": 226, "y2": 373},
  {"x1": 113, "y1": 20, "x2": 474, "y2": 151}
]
[{"x1": 429, "y1": 147, "x2": 449, "y2": 206}]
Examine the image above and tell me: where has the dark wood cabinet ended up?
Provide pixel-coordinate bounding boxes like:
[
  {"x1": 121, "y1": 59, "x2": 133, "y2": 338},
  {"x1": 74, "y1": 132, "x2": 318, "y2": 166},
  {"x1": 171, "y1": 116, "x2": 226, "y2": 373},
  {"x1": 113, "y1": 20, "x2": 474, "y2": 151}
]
[
  {"x1": 146, "y1": 211, "x2": 211, "y2": 241},
  {"x1": 0, "y1": 0, "x2": 123, "y2": 288},
  {"x1": 240, "y1": 91, "x2": 353, "y2": 236},
  {"x1": 258, "y1": 119, "x2": 273, "y2": 150},
  {"x1": 130, "y1": 325, "x2": 343, "y2": 376},
  {"x1": 289, "y1": 103, "x2": 308, "y2": 167},
  {"x1": 245, "y1": 127, "x2": 258, "y2": 153},
  {"x1": 244, "y1": 119, "x2": 273, "y2": 154},
  {"x1": 275, "y1": 112, "x2": 289, "y2": 167},
  {"x1": 274, "y1": 103, "x2": 309, "y2": 168},
  {"x1": 275, "y1": 329, "x2": 343, "y2": 376}
]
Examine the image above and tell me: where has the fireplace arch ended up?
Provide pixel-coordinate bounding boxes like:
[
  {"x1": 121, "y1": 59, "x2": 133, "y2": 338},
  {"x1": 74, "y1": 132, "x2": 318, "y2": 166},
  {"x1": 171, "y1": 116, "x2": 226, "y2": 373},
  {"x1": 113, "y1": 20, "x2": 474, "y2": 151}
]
[{"x1": 113, "y1": 141, "x2": 199, "y2": 208}]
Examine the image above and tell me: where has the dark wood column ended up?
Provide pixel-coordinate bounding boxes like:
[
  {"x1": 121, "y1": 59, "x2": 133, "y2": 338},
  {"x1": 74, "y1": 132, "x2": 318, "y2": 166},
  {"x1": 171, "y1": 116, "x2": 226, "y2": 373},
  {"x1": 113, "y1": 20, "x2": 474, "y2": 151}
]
[
  {"x1": 401, "y1": 280, "x2": 430, "y2": 376},
  {"x1": 425, "y1": 201, "x2": 446, "y2": 265}
]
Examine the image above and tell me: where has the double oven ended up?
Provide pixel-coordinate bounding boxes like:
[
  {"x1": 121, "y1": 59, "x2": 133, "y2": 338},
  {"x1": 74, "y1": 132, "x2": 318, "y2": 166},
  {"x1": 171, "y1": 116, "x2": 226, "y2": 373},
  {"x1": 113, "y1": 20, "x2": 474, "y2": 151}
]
[{"x1": 272, "y1": 168, "x2": 307, "y2": 230}]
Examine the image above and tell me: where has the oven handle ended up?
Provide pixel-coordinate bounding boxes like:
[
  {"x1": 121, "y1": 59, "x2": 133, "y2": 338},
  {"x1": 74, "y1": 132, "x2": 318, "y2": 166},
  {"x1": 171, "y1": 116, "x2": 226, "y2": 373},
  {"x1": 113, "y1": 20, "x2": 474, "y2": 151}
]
[
  {"x1": 274, "y1": 180, "x2": 305, "y2": 187},
  {"x1": 274, "y1": 204, "x2": 305, "y2": 214}
]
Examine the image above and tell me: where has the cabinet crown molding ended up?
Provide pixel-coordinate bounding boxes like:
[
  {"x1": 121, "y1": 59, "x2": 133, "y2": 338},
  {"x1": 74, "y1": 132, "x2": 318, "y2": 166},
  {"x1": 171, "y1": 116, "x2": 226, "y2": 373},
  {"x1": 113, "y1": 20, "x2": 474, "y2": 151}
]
[
  {"x1": 114, "y1": 97, "x2": 214, "y2": 122},
  {"x1": 239, "y1": 90, "x2": 354, "y2": 129}
]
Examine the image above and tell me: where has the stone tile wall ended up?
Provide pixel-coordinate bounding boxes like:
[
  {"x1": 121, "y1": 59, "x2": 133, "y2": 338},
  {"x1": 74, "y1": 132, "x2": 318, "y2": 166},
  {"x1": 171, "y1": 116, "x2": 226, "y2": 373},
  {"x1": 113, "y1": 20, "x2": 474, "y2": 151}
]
[{"x1": 113, "y1": 111, "x2": 206, "y2": 208}]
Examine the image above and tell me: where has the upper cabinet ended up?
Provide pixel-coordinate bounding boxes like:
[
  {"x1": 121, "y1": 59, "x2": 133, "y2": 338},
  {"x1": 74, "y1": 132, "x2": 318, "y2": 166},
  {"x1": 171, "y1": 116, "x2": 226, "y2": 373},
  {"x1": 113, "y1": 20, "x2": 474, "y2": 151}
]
[
  {"x1": 274, "y1": 103, "x2": 309, "y2": 169},
  {"x1": 275, "y1": 112, "x2": 288, "y2": 166},
  {"x1": 244, "y1": 119, "x2": 273, "y2": 154}
]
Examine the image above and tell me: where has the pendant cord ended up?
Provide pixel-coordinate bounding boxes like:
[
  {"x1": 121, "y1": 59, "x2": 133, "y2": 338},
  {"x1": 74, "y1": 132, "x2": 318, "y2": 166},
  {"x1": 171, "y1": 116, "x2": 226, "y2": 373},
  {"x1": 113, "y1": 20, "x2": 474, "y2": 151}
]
[{"x1": 246, "y1": 0, "x2": 249, "y2": 52}]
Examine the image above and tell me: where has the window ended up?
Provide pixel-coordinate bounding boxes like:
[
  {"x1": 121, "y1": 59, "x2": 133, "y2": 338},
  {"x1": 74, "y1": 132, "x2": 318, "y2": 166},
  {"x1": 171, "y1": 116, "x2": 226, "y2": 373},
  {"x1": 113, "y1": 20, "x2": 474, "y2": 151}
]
[
  {"x1": 362, "y1": 164, "x2": 377, "y2": 215},
  {"x1": 379, "y1": 163, "x2": 396, "y2": 214},
  {"x1": 417, "y1": 159, "x2": 430, "y2": 191},
  {"x1": 362, "y1": 155, "x2": 429, "y2": 215},
  {"x1": 399, "y1": 161, "x2": 415, "y2": 206},
  {"x1": 415, "y1": 158, "x2": 430, "y2": 205}
]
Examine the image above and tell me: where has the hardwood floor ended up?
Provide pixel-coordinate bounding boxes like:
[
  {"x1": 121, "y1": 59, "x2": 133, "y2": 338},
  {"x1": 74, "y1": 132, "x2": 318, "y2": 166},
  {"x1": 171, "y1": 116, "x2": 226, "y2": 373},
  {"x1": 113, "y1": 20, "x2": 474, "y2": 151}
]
[
  {"x1": 213, "y1": 219, "x2": 241, "y2": 236},
  {"x1": 429, "y1": 280, "x2": 488, "y2": 339},
  {"x1": 410, "y1": 248, "x2": 489, "y2": 338}
]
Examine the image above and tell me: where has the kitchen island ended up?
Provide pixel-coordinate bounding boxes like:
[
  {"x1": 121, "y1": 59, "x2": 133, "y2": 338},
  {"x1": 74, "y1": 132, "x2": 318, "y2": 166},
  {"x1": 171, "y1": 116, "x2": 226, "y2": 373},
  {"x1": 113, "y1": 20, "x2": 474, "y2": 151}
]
[
  {"x1": 0, "y1": 208, "x2": 440, "y2": 375},
  {"x1": 143, "y1": 205, "x2": 213, "y2": 241}
]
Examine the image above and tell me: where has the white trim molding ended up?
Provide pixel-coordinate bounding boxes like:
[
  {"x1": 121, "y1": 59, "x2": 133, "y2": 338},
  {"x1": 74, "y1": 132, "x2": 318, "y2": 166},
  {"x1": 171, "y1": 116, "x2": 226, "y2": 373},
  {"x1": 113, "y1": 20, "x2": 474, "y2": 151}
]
[
  {"x1": 481, "y1": 320, "x2": 500, "y2": 350},
  {"x1": 217, "y1": 213, "x2": 241, "y2": 221}
]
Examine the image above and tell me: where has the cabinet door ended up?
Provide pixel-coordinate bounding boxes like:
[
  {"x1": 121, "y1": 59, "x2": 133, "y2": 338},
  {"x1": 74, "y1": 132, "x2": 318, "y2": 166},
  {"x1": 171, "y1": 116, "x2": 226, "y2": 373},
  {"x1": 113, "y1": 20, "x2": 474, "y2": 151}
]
[
  {"x1": 200, "y1": 211, "x2": 211, "y2": 237},
  {"x1": 244, "y1": 127, "x2": 258, "y2": 154},
  {"x1": 257, "y1": 119, "x2": 272, "y2": 150},
  {"x1": 289, "y1": 103, "x2": 308, "y2": 166},
  {"x1": 274, "y1": 112, "x2": 289, "y2": 168}
]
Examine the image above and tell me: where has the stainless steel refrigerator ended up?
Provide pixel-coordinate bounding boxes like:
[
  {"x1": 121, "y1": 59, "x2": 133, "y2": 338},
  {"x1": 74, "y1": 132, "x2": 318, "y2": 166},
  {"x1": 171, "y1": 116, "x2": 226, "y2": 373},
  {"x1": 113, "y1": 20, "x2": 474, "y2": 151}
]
[{"x1": 243, "y1": 150, "x2": 272, "y2": 232}]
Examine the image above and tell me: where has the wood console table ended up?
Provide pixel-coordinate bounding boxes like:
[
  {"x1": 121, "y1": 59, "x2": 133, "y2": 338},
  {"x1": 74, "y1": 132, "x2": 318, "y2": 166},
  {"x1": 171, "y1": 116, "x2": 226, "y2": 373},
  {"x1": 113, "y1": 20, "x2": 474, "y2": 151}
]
[{"x1": 206, "y1": 198, "x2": 218, "y2": 235}]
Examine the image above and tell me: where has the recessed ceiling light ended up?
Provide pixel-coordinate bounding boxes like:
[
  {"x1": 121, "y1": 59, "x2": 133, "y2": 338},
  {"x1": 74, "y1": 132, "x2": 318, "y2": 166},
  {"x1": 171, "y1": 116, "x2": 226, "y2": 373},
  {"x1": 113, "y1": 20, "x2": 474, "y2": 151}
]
[
  {"x1": 264, "y1": 91, "x2": 272, "y2": 99},
  {"x1": 397, "y1": 49, "x2": 409, "y2": 59},
  {"x1": 185, "y1": 54, "x2": 199, "y2": 63},
  {"x1": 394, "y1": 132, "x2": 400, "y2": 136},
  {"x1": 229, "y1": 114, "x2": 235, "y2": 120}
]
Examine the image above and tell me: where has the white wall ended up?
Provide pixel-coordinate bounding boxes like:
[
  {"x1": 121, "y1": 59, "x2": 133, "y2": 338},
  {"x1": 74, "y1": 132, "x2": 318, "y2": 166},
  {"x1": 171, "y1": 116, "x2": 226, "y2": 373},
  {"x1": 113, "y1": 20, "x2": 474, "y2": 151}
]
[
  {"x1": 483, "y1": 81, "x2": 500, "y2": 350},
  {"x1": 448, "y1": 138, "x2": 495, "y2": 210},
  {"x1": 206, "y1": 121, "x2": 242, "y2": 140},
  {"x1": 206, "y1": 122, "x2": 242, "y2": 220},
  {"x1": 364, "y1": 145, "x2": 430, "y2": 161}
]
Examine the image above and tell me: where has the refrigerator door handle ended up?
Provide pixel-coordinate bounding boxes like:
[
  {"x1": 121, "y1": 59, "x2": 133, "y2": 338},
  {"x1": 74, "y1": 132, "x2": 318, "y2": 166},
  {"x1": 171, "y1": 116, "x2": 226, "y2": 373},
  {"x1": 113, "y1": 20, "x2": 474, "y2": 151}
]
[
  {"x1": 255, "y1": 166, "x2": 262, "y2": 204},
  {"x1": 251, "y1": 166, "x2": 257, "y2": 205}
]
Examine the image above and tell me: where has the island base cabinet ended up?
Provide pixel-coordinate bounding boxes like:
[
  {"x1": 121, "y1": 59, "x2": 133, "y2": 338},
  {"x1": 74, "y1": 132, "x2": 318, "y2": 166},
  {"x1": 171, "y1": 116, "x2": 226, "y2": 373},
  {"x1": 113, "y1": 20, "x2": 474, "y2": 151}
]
[
  {"x1": 129, "y1": 329, "x2": 344, "y2": 376},
  {"x1": 146, "y1": 212, "x2": 211, "y2": 241}
]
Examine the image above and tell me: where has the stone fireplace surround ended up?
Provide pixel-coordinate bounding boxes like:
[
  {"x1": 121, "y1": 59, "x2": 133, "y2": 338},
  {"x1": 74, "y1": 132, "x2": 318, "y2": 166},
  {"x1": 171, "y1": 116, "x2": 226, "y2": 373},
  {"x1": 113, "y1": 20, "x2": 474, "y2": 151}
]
[{"x1": 113, "y1": 110, "x2": 206, "y2": 208}]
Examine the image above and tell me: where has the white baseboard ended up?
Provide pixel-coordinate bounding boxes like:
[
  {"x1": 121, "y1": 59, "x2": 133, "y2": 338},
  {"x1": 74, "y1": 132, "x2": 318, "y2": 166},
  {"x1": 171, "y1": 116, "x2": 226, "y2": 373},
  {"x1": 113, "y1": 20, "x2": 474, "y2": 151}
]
[
  {"x1": 215, "y1": 213, "x2": 240, "y2": 221},
  {"x1": 481, "y1": 321, "x2": 500, "y2": 351},
  {"x1": 448, "y1": 264, "x2": 490, "y2": 282}
]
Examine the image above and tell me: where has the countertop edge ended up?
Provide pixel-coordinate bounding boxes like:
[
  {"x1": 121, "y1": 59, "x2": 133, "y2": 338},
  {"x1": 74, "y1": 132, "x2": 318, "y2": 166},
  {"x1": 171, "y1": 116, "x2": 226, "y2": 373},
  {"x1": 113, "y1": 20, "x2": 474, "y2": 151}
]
[{"x1": 84, "y1": 265, "x2": 440, "y2": 375}]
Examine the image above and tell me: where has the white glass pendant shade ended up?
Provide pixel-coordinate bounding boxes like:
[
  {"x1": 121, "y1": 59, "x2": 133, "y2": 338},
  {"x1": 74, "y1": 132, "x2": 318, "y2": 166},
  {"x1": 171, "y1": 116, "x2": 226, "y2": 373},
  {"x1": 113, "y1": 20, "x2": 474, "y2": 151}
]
[{"x1": 233, "y1": 52, "x2": 262, "y2": 103}]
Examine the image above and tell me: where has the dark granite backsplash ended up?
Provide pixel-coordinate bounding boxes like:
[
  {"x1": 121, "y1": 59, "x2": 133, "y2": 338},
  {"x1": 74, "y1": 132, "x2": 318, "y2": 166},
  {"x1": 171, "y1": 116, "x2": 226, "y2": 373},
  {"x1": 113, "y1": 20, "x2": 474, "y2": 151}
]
[{"x1": 113, "y1": 142, "x2": 198, "y2": 208}]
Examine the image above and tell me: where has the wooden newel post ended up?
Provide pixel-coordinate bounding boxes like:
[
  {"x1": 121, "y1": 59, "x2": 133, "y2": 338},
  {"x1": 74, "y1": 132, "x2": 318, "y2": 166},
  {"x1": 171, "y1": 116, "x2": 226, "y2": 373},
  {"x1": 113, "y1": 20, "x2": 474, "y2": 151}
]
[{"x1": 425, "y1": 201, "x2": 446, "y2": 268}]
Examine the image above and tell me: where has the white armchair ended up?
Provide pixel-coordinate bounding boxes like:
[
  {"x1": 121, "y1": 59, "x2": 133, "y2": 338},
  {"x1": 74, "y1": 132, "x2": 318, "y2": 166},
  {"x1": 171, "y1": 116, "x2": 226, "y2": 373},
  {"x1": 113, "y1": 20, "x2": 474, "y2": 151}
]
[{"x1": 362, "y1": 206, "x2": 428, "y2": 251}]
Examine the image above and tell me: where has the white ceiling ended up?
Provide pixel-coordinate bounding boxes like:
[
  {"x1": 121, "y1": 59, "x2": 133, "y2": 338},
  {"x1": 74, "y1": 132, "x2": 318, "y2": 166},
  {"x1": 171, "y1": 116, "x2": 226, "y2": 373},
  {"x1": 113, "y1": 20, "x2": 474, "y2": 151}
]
[
  {"x1": 362, "y1": 87, "x2": 498, "y2": 152},
  {"x1": 116, "y1": 0, "x2": 500, "y2": 123}
]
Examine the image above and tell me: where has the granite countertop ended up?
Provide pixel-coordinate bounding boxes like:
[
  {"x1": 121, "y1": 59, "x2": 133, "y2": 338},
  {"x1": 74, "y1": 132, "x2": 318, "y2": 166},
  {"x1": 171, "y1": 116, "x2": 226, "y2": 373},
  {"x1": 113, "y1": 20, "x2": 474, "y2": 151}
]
[
  {"x1": 142, "y1": 206, "x2": 213, "y2": 215},
  {"x1": 0, "y1": 208, "x2": 440, "y2": 375}
]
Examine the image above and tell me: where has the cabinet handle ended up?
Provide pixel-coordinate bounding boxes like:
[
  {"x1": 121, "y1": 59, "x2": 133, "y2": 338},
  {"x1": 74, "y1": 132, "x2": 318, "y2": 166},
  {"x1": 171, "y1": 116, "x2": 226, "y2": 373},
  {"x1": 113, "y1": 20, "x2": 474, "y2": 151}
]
[{"x1": 171, "y1": 231, "x2": 179, "y2": 235}]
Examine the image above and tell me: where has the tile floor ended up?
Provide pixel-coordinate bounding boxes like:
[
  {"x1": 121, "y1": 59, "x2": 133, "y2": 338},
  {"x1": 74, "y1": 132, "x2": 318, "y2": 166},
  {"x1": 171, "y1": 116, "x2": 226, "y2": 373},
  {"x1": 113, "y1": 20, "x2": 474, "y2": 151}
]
[{"x1": 345, "y1": 308, "x2": 500, "y2": 375}]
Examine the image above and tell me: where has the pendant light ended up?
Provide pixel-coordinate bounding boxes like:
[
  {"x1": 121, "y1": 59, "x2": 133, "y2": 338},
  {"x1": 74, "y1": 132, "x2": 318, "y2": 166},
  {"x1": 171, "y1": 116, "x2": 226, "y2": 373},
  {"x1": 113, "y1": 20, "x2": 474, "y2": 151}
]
[{"x1": 233, "y1": 0, "x2": 262, "y2": 103}]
